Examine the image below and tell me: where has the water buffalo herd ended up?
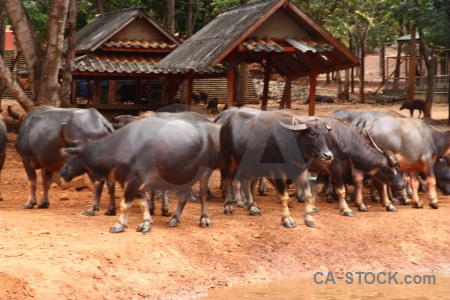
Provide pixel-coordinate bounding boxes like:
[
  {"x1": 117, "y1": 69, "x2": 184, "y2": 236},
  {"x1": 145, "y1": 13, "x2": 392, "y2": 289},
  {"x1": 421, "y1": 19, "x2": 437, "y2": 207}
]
[{"x1": 3, "y1": 104, "x2": 450, "y2": 233}]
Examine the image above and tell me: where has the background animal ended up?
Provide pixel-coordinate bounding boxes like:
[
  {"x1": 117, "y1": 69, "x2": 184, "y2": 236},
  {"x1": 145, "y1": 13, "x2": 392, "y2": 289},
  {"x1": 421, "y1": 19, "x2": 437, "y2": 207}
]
[
  {"x1": 10, "y1": 105, "x2": 115, "y2": 215},
  {"x1": 399, "y1": 99, "x2": 425, "y2": 117}
]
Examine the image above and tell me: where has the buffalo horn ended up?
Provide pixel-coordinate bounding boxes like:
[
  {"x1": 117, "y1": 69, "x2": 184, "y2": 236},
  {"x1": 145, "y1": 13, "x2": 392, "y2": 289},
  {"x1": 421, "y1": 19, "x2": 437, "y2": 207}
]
[
  {"x1": 366, "y1": 131, "x2": 395, "y2": 165},
  {"x1": 7, "y1": 105, "x2": 23, "y2": 120},
  {"x1": 278, "y1": 119, "x2": 307, "y2": 131},
  {"x1": 60, "y1": 123, "x2": 78, "y2": 147},
  {"x1": 111, "y1": 113, "x2": 119, "y2": 122},
  {"x1": 366, "y1": 130, "x2": 383, "y2": 153}
]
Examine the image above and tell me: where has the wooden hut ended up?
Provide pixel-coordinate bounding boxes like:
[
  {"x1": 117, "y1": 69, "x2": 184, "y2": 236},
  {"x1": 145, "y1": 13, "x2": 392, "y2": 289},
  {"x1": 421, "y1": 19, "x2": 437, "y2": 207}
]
[{"x1": 158, "y1": 0, "x2": 359, "y2": 115}]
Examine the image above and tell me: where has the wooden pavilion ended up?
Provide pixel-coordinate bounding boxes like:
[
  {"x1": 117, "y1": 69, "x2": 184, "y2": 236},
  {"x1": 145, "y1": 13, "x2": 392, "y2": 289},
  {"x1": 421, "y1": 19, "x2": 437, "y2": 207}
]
[{"x1": 158, "y1": 0, "x2": 359, "y2": 115}]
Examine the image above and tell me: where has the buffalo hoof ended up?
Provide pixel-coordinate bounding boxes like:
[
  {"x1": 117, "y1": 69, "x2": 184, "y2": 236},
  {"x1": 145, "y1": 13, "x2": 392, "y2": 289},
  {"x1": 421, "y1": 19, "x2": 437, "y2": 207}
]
[
  {"x1": 200, "y1": 217, "x2": 211, "y2": 228},
  {"x1": 305, "y1": 219, "x2": 315, "y2": 228},
  {"x1": 161, "y1": 210, "x2": 172, "y2": 217},
  {"x1": 342, "y1": 211, "x2": 355, "y2": 217},
  {"x1": 371, "y1": 198, "x2": 380, "y2": 203},
  {"x1": 429, "y1": 202, "x2": 438, "y2": 209},
  {"x1": 412, "y1": 202, "x2": 424, "y2": 209},
  {"x1": 313, "y1": 207, "x2": 319, "y2": 214},
  {"x1": 237, "y1": 201, "x2": 246, "y2": 208},
  {"x1": 105, "y1": 209, "x2": 116, "y2": 216},
  {"x1": 259, "y1": 191, "x2": 267, "y2": 196},
  {"x1": 386, "y1": 205, "x2": 398, "y2": 212},
  {"x1": 297, "y1": 196, "x2": 305, "y2": 203},
  {"x1": 326, "y1": 196, "x2": 334, "y2": 203},
  {"x1": 400, "y1": 199, "x2": 412, "y2": 205},
  {"x1": 248, "y1": 206, "x2": 261, "y2": 216},
  {"x1": 82, "y1": 210, "x2": 95, "y2": 216},
  {"x1": 22, "y1": 202, "x2": 35, "y2": 209},
  {"x1": 358, "y1": 206, "x2": 369, "y2": 212},
  {"x1": 37, "y1": 202, "x2": 50, "y2": 209},
  {"x1": 136, "y1": 222, "x2": 152, "y2": 233},
  {"x1": 224, "y1": 206, "x2": 234, "y2": 215},
  {"x1": 109, "y1": 223, "x2": 126, "y2": 233},
  {"x1": 189, "y1": 198, "x2": 198, "y2": 203},
  {"x1": 282, "y1": 217, "x2": 296, "y2": 228},
  {"x1": 207, "y1": 194, "x2": 216, "y2": 200},
  {"x1": 167, "y1": 217, "x2": 179, "y2": 227}
]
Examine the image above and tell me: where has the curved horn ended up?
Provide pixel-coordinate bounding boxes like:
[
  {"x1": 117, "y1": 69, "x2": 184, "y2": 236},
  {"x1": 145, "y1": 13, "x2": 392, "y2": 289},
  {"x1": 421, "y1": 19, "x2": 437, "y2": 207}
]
[
  {"x1": 60, "y1": 123, "x2": 78, "y2": 147},
  {"x1": 111, "y1": 113, "x2": 119, "y2": 122},
  {"x1": 7, "y1": 105, "x2": 23, "y2": 120},
  {"x1": 366, "y1": 130, "x2": 396, "y2": 165},
  {"x1": 278, "y1": 120, "x2": 307, "y2": 131}
]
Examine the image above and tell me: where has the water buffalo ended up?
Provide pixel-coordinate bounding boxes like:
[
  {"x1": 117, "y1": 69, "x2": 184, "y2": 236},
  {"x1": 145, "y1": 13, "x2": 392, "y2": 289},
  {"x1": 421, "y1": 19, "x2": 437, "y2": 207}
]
[
  {"x1": 219, "y1": 107, "x2": 333, "y2": 228},
  {"x1": 363, "y1": 116, "x2": 450, "y2": 209},
  {"x1": 11, "y1": 105, "x2": 115, "y2": 215},
  {"x1": 308, "y1": 116, "x2": 404, "y2": 215},
  {"x1": 60, "y1": 115, "x2": 222, "y2": 233}
]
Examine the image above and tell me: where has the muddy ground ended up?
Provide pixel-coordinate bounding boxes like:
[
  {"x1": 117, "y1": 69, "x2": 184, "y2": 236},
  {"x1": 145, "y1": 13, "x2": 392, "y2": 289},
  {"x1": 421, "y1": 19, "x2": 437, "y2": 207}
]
[{"x1": 0, "y1": 54, "x2": 449, "y2": 299}]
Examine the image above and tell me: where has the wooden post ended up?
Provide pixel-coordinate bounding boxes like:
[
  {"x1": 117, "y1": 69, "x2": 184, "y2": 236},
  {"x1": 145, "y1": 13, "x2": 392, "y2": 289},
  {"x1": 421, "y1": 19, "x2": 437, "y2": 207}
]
[
  {"x1": 406, "y1": 25, "x2": 417, "y2": 101},
  {"x1": 261, "y1": 59, "x2": 272, "y2": 111},
  {"x1": 92, "y1": 77, "x2": 101, "y2": 105},
  {"x1": 108, "y1": 80, "x2": 116, "y2": 104},
  {"x1": 136, "y1": 77, "x2": 142, "y2": 104},
  {"x1": 227, "y1": 55, "x2": 235, "y2": 108},
  {"x1": 308, "y1": 54, "x2": 318, "y2": 116},
  {"x1": 186, "y1": 70, "x2": 194, "y2": 111}
]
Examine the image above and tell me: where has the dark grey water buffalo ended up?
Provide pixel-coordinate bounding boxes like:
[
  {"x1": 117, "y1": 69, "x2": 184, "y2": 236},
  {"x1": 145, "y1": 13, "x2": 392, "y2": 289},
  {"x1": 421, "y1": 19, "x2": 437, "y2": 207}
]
[
  {"x1": 0, "y1": 111, "x2": 7, "y2": 201},
  {"x1": 60, "y1": 115, "x2": 222, "y2": 233},
  {"x1": 363, "y1": 116, "x2": 450, "y2": 209},
  {"x1": 11, "y1": 105, "x2": 115, "y2": 214},
  {"x1": 219, "y1": 107, "x2": 333, "y2": 228},
  {"x1": 330, "y1": 109, "x2": 404, "y2": 134},
  {"x1": 434, "y1": 157, "x2": 450, "y2": 195},
  {"x1": 308, "y1": 116, "x2": 404, "y2": 215}
]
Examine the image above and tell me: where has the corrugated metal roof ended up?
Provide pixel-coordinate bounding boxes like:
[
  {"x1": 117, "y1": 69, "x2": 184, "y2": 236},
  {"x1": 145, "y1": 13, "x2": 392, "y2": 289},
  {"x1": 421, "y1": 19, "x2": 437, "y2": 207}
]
[
  {"x1": 158, "y1": 0, "x2": 358, "y2": 77},
  {"x1": 158, "y1": 0, "x2": 279, "y2": 72},
  {"x1": 76, "y1": 7, "x2": 180, "y2": 52},
  {"x1": 72, "y1": 53, "x2": 226, "y2": 75},
  {"x1": 103, "y1": 39, "x2": 177, "y2": 50}
]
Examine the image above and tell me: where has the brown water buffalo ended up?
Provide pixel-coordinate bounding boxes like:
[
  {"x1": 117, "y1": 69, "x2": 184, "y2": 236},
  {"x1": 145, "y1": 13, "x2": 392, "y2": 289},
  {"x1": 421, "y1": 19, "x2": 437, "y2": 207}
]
[
  {"x1": 363, "y1": 116, "x2": 450, "y2": 209},
  {"x1": 219, "y1": 107, "x2": 333, "y2": 228}
]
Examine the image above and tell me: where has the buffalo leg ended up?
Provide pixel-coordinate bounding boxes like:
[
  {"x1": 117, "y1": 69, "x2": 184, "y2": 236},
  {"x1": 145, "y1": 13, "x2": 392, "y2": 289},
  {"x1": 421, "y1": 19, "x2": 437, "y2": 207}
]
[
  {"x1": 105, "y1": 179, "x2": 117, "y2": 215},
  {"x1": 422, "y1": 166, "x2": 438, "y2": 209},
  {"x1": 273, "y1": 179, "x2": 296, "y2": 228},
  {"x1": 242, "y1": 178, "x2": 260, "y2": 216},
  {"x1": 136, "y1": 192, "x2": 153, "y2": 233},
  {"x1": 21, "y1": 159, "x2": 38, "y2": 209},
  {"x1": 331, "y1": 172, "x2": 355, "y2": 217},
  {"x1": 168, "y1": 189, "x2": 190, "y2": 227},
  {"x1": 372, "y1": 178, "x2": 397, "y2": 212},
  {"x1": 409, "y1": 172, "x2": 424, "y2": 208},
  {"x1": 37, "y1": 169, "x2": 53, "y2": 209},
  {"x1": 198, "y1": 175, "x2": 212, "y2": 227},
  {"x1": 297, "y1": 171, "x2": 316, "y2": 226},
  {"x1": 110, "y1": 183, "x2": 139, "y2": 233},
  {"x1": 160, "y1": 190, "x2": 172, "y2": 216},
  {"x1": 352, "y1": 169, "x2": 368, "y2": 212}
]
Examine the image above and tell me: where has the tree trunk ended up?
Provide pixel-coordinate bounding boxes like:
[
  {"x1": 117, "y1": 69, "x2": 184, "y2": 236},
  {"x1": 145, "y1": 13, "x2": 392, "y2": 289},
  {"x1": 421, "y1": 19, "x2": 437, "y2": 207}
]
[
  {"x1": 418, "y1": 27, "x2": 434, "y2": 118},
  {"x1": 359, "y1": 38, "x2": 365, "y2": 103},
  {"x1": 166, "y1": 0, "x2": 175, "y2": 34},
  {"x1": 380, "y1": 44, "x2": 385, "y2": 83},
  {"x1": 37, "y1": 0, "x2": 70, "y2": 106},
  {"x1": 186, "y1": 0, "x2": 193, "y2": 38},
  {"x1": 406, "y1": 25, "x2": 417, "y2": 101},
  {"x1": 0, "y1": 54, "x2": 33, "y2": 111},
  {"x1": 60, "y1": 0, "x2": 77, "y2": 107},
  {"x1": 343, "y1": 68, "x2": 350, "y2": 101},
  {"x1": 2, "y1": 0, "x2": 43, "y2": 104},
  {"x1": 393, "y1": 41, "x2": 402, "y2": 90},
  {"x1": 96, "y1": 0, "x2": 104, "y2": 14}
]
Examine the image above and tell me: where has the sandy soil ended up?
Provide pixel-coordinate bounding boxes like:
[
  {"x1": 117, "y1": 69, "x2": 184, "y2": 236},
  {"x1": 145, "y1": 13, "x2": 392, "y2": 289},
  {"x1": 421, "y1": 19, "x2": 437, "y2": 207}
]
[{"x1": 0, "y1": 54, "x2": 449, "y2": 300}]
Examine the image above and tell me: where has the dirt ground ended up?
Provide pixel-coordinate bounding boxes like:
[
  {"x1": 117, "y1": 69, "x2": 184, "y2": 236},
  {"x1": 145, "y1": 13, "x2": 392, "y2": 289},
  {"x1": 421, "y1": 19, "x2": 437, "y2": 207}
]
[{"x1": 0, "y1": 55, "x2": 449, "y2": 300}]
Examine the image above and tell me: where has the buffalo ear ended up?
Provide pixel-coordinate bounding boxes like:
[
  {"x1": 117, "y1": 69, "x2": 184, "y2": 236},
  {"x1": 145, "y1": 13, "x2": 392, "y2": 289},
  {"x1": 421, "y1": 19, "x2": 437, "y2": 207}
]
[{"x1": 65, "y1": 147, "x2": 82, "y2": 155}]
